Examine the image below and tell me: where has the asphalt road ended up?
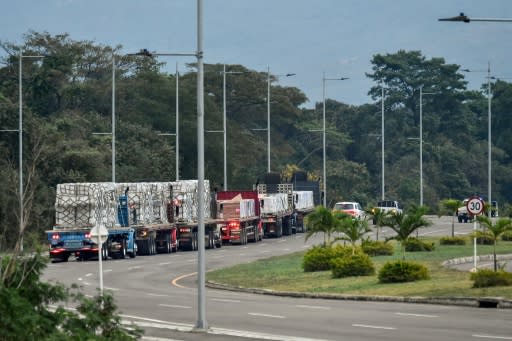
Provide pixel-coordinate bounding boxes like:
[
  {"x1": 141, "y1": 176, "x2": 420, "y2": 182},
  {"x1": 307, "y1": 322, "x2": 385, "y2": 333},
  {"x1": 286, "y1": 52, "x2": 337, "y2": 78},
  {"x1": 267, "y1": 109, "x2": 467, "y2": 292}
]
[{"x1": 42, "y1": 216, "x2": 512, "y2": 341}]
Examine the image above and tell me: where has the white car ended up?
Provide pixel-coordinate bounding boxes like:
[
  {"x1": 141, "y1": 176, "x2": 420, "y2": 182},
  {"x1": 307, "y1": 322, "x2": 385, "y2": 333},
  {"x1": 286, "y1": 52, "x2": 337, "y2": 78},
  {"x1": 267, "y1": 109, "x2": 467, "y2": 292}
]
[{"x1": 333, "y1": 201, "x2": 365, "y2": 219}]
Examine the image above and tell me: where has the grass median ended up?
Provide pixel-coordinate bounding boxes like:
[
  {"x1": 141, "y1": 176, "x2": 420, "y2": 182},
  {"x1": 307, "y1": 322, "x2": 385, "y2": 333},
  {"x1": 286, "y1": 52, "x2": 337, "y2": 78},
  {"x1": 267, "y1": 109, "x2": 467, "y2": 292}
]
[{"x1": 207, "y1": 238, "x2": 512, "y2": 299}]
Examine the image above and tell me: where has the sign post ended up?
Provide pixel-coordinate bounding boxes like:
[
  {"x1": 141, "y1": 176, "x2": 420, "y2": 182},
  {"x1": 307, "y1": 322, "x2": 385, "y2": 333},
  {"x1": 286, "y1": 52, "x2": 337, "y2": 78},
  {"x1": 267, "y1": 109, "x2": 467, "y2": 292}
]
[
  {"x1": 90, "y1": 223, "x2": 109, "y2": 294},
  {"x1": 466, "y1": 196, "x2": 484, "y2": 271}
]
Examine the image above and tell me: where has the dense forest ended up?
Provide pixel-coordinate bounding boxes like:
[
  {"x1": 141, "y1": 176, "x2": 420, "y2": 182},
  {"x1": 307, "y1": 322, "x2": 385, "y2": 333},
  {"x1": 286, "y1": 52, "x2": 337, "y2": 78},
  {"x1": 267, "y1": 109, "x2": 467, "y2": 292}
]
[{"x1": 1, "y1": 32, "x2": 511, "y2": 250}]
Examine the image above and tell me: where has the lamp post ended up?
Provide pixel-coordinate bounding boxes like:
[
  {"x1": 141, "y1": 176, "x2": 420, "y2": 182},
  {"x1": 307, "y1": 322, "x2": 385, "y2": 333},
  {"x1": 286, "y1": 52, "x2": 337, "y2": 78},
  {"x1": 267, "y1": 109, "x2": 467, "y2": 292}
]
[
  {"x1": 380, "y1": 85, "x2": 385, "y2": 201},
  {"x1": 0, "y1": 50, "x2": 45, "y2": 253},
  {"x1": 321, "y1": 72, "x2": 349, "y2": 207},
  {"x1": 418, "y1": 86, "x2": 437, "y2": 207},
  {"x1": 266, "y1": 67, "x2": 295, "y2": 172},
  {"x1": 439, "y1": 13, "x2": 512, "y2": 217}
]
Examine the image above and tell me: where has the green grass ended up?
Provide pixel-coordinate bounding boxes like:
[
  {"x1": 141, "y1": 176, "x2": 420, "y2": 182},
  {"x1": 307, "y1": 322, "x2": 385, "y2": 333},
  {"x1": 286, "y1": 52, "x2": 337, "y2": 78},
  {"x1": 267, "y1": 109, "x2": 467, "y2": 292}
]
[{"x1": 207, "y1": 238, "x2": 512, "y2": 299}]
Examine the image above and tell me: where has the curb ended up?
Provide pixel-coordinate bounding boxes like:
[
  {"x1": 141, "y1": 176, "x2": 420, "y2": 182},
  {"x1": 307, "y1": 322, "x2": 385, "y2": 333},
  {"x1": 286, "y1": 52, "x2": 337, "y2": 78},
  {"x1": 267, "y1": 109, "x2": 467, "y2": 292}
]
[
  {"x1": 442, "y1": 253, "x2": 512, "y2": 266},
  {"x1": 206, "y1": 281, "x2": 512, "y2": 309}
]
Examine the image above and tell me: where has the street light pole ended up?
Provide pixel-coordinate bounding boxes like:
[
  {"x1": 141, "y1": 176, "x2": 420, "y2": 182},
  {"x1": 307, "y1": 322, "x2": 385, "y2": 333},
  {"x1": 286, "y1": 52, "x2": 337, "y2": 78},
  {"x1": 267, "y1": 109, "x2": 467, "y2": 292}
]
[
  {"x1": 381, "y1": 85, "x2": 385, "y2": 201},
  {"x1": 487, "y1": 62, "x2": 492, "y2": 218},
  {"x1": 322, "y1": 72, "x2": 349, "y2": 207},
  {"x1": 176, "y1": 62, "x2": 180, "y2": 181},
  {"x1": 223, "y1": 64, "x2": 227, "y2": 190},
  {"x1": 418, "y1": 86, "x2": 437, "y2": 207},
  {"x1": 267, "y1": 66, "x2": 271, "y2": 173},
  {"x1": 112, "y1": 54, "x2": 116, "y2": 183}
]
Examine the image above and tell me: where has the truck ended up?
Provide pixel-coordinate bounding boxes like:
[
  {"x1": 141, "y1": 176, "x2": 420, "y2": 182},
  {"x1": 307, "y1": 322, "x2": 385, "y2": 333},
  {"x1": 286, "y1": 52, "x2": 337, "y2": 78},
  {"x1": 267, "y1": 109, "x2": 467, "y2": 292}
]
[
  {"x1": 47, "y1": 180, "x2": 221, "y2": 262},
  {"x1": 292, "y1": 190, "x2": 315, "y2": 233},
  {"x1": 371, "y1": 200, "x2": 403, "y2": 224},
  {"x1": 257, "y1": 183, "x2": 295, "y2": 237},
  {"x1": 216, "y1": 190, "x2": 262, "y2": 245}
]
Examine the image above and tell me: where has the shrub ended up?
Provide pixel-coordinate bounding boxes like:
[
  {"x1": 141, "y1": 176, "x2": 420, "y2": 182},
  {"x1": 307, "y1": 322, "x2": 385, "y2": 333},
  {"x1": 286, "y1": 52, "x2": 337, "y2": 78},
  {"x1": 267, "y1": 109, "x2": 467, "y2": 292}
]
[
  {"x1": 476, "y1": 236, "x2": 494, "y2": 245},
  {"x1": 331, "y1": 253, "x2": 375, "y2": 278},
  {"x1": 378, "y1": 260, "x2": 430, "y2": 283},
  {"x1": 331, "y1": 244, "x2": 355, "y2": 258},
  {"x1": 404, "y1": 238, "x2": 435, "y2": 252},
  {"x1": 439, "y1": 236, "x2": 467, "y2": 245},
  {"x1": 501, "y1": 231, "x2": 512, "y2": 241},
  {"x1": 361, "y1": 239, "x2": 394, "y2": 256},
  {"x1": 302, "y1": 245, "x2": 335, "y2": 272},
  {"x1": 470, "y1": 269, "x2": 512, "y2": 288}
]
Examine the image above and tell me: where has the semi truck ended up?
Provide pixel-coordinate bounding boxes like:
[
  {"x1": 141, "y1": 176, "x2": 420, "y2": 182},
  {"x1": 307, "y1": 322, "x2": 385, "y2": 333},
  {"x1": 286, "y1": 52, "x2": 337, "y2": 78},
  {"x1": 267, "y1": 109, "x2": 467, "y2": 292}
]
[
  {"x1": 216, "y1": 190, "x2": 262, "y2": 245},
  {"x1": 292, "y1": 190, "x2": 315, "y2": 233},
  {"x1": 47, "y1": 180, "x2": 222, "y2": 261}
]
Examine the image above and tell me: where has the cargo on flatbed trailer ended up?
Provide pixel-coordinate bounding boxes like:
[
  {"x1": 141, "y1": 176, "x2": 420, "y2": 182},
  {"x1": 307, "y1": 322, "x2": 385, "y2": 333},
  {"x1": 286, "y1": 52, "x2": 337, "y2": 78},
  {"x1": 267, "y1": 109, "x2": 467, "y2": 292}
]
[{"x1": 216, "y1": 190, "x2": 262, "y2": 245}]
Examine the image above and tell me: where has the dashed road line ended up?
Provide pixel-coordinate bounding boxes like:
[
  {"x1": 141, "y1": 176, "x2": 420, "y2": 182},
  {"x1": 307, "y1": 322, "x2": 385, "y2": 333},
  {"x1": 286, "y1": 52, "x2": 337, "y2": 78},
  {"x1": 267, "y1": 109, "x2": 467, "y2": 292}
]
[
  {"x1": 395, "y1": 312, "x2": 438, "y2": 318},
  {"x1": 473, "y1": 335, "x2": 512, "y2": 340},
  {"x1": 159, "y1": 303, "x2": 192, "y2": 309},
  {"x1": 352, "y1": 324, "x2": 396, "y2": 330},
  {"x1": 296, "y1": 305, "x2": 330, "y2": 310},
  {"x1": 248, "y1": 312, "x2": 286, "y2": 319},
  {"x1": 211, "y1": 298, "x2": 241, "y2": 303}
]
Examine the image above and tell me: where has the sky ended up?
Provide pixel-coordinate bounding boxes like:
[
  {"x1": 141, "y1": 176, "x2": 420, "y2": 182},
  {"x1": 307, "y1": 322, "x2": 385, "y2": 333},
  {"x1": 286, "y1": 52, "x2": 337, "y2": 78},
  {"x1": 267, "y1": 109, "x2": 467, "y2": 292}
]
[{"x1": 2, "y1": 0, "x2": 512, "y2": 108}]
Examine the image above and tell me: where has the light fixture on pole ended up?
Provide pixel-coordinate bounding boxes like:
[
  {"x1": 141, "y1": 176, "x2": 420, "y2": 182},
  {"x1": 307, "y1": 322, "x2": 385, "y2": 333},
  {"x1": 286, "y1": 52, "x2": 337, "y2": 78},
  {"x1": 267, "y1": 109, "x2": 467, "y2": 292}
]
[
  {"x1": 321, "y1": 72, "x2": 349, "y2": 207},
  {"x1": 266, "y1": 67, "x2": 295, "y2": 173},
  {"x1": 439, "y1": 12, "x2": 512, "y2": 23}
]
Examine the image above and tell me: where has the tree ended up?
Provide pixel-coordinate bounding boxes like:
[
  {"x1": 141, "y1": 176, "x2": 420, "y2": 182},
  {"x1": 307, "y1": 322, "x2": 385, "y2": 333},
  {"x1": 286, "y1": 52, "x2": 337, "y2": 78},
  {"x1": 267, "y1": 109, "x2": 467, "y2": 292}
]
[
  {"x1": 334, "y1": 214, "x2": 371, "y2": 255},
  {"x1": 475, "y1": 216, "x2": 512, "y2": 271},
  {"x1": 304, "y1": 206, "x2": 339, "y2": 246},
  {"x1": 440, "y1": 199, "x2": 462, "y2": 237},
  {"x1": 382, "y1": 205, "x2": 431, "y2": 259}
]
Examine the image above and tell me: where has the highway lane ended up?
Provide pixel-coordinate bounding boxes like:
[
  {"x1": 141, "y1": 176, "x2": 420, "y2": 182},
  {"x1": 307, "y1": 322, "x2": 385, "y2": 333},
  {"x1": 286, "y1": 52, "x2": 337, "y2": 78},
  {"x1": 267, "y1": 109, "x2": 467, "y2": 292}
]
[{"x1": 42, "y1": 216, "x2": 512, "y2": 340}]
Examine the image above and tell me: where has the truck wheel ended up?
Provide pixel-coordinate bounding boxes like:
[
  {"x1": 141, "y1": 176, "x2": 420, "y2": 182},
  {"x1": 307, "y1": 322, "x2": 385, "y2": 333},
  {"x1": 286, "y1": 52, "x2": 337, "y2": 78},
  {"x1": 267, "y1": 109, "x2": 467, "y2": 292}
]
[
  {"x1": 129, "y1": 244, "x2": 137, "y2": 258},
  {"x1": 121, "y1": 240, "x2": 127, "y2": 259},
  {"x1": 458, "y1": 216, "x2": 462, "y2": 223},
  {"x1": 193, "y1": 232, "x2": 198, "y2": 251}
]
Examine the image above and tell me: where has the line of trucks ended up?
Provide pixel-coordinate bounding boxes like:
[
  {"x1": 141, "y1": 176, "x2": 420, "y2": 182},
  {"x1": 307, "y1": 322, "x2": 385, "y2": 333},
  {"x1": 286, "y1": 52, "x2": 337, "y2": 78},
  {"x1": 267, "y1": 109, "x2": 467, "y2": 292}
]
[{"x1": 47, "y1": 173, "x2": 318, "y2": 262}]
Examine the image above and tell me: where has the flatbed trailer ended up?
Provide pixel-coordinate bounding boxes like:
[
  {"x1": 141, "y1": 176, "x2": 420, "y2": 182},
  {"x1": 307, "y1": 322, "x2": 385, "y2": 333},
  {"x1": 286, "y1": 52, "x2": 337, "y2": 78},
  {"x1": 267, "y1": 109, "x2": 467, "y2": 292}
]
[{"x1": 175, "y1": 218, "x2": 221, "y2": 251}]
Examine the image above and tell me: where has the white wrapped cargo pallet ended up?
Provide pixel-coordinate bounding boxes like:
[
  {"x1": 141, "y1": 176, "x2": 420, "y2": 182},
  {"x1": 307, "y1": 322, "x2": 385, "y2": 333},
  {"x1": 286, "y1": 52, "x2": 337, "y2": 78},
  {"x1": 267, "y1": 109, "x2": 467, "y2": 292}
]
[
  {"x1": 293, "y1": 191, "x2": 315, "y2": 210},
  {"x1": 115, "y1": 182, "x2": 173, "y2": 225},
  {"x1": 54, "y1": 182, "x2": 117, "y2": 228},
  {"x1": 259, "y1": 193, "x2": 288, "y2": 215},
  {"x1": 171, "y1": 180, "x2": 211, "y2": 222},
  {"x1": 217, "y1": 196, "x2": 255, "y2": 220}
]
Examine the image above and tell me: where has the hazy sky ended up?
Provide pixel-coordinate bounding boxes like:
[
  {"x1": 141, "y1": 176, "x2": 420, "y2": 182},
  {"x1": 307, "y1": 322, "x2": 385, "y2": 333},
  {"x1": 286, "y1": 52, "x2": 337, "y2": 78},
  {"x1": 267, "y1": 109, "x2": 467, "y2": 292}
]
[{"x1": 2, "y1": 0, "x2": 512, "y2": 107}]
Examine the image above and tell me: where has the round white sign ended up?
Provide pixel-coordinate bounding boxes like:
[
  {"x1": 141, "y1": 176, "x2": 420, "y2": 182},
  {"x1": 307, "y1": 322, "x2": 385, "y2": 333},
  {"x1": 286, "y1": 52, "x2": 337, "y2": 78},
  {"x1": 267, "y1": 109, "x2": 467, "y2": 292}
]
[
  {"x1": 90, "y1": 224, "x2": 109, "y2": 244},
  {"x1": 466, "y1": 196, "x2": 484, "y2": 215}
]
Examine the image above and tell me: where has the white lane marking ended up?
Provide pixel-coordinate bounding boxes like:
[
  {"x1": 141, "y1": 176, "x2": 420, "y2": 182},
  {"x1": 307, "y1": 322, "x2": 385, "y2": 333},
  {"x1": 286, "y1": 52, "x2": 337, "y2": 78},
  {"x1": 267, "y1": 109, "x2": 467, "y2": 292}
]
[
  {"x1": 159, "y1": 304, "x2": 192, "y2": 309},
  {"x1": 77, "y1": 277, "x2": 83, "y2": 281},
  {"x1": 147, "y1": 293, "x2": 170, "y2": 297},
  {"x1": 248, "y1": 312, "x2": 286, "y2": 319},
  {"x1": 303, "y1": 245, "x2": 310, "y2": 248},
  {"x1": 104, "y1": 286, "x2": 119, "y2": 291},
  {"x1": 473, "y1": 335, "x2": 512, "y2": 340},
  {"x1": 141, "y1": 336, "x2": 184, "y2": 341},
  {"x1": 352, "y1": 324, "x2": 396, "y2": 330},
  {"x1": 261, "y1": 250, "x2": 271, "y2": 253},
  {"x1": 83, "y1": 282, "x2": 91, "y2": 286},
  {"x1": 211, "y1": 298, "x2": 241, "y2": 303},
  {"x1": 159, "y1": 262, "x2": 171, "y2": 265},
  {"x1": 128, "y1": 266, "x2": 142, "y2": 270},
  {"x1": 104, "y1": 269, "x2": 113, "y2": 273},
  {"x1": 296, "y1": 305, "x2": 331, "y2": 310},
  {"x1": 186, "y1": 259, "x2": 196, "y2": 262},
  {"x1": 395, "y1": 312, "x2": 438, "y2": 318},
  {"x1": 277, "y1": 239, "x2": 287, "y2": 243},
  {"x1": 282, "y1": 248, "x2": 290, "y2": 251},
  {"x1": 418, "y1": 229, "x2": 444, "y2": 236},
  {"x1": 85, "y1": 273, "x2": 93, "y2": 277}
]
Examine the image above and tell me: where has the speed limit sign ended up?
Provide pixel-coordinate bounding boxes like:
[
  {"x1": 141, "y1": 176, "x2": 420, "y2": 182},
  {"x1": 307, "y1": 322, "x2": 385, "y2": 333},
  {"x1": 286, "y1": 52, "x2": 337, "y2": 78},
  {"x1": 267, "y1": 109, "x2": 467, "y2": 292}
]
[{"x1": 466, "y1": 196, "x2": 484, "y2": 215}]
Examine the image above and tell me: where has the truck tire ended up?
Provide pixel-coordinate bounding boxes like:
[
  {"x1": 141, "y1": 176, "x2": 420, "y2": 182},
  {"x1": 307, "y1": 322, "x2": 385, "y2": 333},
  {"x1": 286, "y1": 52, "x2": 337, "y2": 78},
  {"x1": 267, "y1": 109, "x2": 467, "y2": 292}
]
[
  {"x1": 129, "y1": 243, "x2": 137, "y2": 258},
  {"x1": 192, "y1": 232, "x2": 198, "y2": 251},
  {"x1": 120, "y1": 240, "x2": 127, "y2": 259}
]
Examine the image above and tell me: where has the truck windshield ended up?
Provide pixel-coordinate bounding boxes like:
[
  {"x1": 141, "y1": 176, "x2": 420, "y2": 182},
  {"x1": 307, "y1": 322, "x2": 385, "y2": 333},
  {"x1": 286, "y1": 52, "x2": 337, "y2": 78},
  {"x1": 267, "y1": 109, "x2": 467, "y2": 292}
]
[{"x1": 335, "y1": 203, "x2": 354, "y2": 210}]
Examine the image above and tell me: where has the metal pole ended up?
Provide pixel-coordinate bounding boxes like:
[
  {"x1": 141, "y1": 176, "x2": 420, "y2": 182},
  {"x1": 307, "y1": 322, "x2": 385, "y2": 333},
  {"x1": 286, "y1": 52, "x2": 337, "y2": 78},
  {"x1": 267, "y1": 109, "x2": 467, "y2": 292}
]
[
  {"x1": 176, "y1": 62, "x2": 180, "y2": 181},
  {"x1": 420, "y1": 86, "x2": 423, "y2": 207},
  {"x1": 381, "y1": 85, "x2": 385, "y2": 201},
  {"x1": 488, "y1": 62, "x2": 492, "y2": 218},
  {"x1": 195, "y1": 0, "x2": 207, "y2": 331},
  {"x1": 267, "y1": 66, "x2": 271, "y2": 173},
  {"x1": 322, "y1": 72, "x2": 327, "y2": 207},
  {"x1": 223, "y1": 64, "x2": 227, "y2": 190},
  {"x1": 18, "y1": 49, "x2": 23, "y2": 253},
  {"x1": 98, "y1": 236, "x2": 104, "y2": 295},
  {"x1": 112, "y1": 54, "x2": 116, "y2": 183}
]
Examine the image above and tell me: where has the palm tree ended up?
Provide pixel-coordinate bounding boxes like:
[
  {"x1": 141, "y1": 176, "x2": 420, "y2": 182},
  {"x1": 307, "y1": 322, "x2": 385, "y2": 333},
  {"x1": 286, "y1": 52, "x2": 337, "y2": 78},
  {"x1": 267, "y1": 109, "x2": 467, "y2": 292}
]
[
  {"x1": 367, "y1": 207, "x2": 386, "y2": 241},
  {"x1": 475, "y1": 216, "x2": 512, "y2": 271},
  {"x1": 335, "y1": 216, "x2": 372, "y2": 255},
  {"x1": 441, "y1": 199, "x2": 461, "y2": 237},
  {"x1": 382, "y1": 205, "x2": 431, "y2": 260},
  {"x1": 304, "y1": 206, "x2": 339, "y2": 246}
]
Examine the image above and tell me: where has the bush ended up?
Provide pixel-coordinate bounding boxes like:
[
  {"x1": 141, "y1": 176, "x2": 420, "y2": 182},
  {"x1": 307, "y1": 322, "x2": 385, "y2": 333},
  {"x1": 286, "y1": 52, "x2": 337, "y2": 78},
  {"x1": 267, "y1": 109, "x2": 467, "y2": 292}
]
[
  {"x1": 470, "y1": 269, "x2": 512, "y2": 288},
  {"x1": 439, "y1": 236, "x2": 467, "y2": 245},
  {"x1": 404, "y1": 238, "x2": 435, "y2": 252},
  {"x1": 378, "y1": 260, "x2": 430, "y2": 283},
  {"x1": 361, "y1": 239, "x2": 394, "y2": 256},
  {"x1": 501, "y1": 231, "x2": 512, "y2": 241},
  {"x1": 302, "y1": 245, "x2": 335, "y2": 272},
  {"x1": 331, "y1": 244, "x2": 354, "y2": 258},
  {"x1": 331, "y1": 253, "x2": 375, "y2": 278},
  {"x1": 477, "y1": 236, "x2": 494, "y2": 245}
]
